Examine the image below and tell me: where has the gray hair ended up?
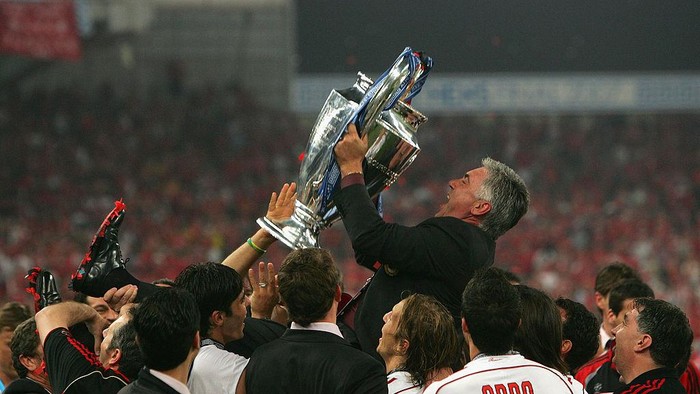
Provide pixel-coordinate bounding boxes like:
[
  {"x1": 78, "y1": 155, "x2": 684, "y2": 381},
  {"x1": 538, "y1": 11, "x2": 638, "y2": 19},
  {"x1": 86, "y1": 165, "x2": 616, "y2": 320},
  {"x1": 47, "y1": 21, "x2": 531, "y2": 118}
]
[{"x1": 475, "y1": 157, "x2": 530, "y2": 239}]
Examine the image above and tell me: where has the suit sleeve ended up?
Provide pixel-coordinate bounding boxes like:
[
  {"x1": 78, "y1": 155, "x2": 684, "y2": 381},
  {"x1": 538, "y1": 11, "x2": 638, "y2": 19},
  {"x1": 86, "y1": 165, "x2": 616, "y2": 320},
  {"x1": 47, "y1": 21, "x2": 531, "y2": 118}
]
[
  {"x1": 346, "y1": 357, "x2": 388, "y2": 394},
  {"x1": 334, "y1": 183, "x2": 470, "y2": 278}
]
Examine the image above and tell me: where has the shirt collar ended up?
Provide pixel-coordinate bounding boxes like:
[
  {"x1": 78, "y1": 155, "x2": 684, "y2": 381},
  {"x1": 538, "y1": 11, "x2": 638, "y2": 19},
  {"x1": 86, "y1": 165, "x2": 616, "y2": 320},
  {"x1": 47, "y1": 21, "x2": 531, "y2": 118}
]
[
  {"x1": 290, "y1": 322, "x2": 344, "y2": 338},
  {"x1": 149, "y1": 369, "x2": 191, "y2": 394},
  {"x1": 200, "y1": 338, "x2": 225, "y2": 349}
]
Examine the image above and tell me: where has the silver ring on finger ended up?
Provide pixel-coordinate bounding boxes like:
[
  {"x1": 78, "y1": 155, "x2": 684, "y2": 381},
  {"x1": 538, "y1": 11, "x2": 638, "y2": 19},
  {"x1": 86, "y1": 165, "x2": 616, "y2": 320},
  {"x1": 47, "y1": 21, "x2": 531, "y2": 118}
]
[{"x1": 258, "y1": 282, "x2": 268, "y2": 288}]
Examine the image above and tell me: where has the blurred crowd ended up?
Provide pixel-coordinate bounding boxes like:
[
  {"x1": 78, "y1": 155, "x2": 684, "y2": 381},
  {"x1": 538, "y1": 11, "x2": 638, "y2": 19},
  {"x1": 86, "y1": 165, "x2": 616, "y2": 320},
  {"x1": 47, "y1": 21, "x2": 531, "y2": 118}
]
[{"x1": 0, "y1": 84, "x2": 698, "y2": 343}]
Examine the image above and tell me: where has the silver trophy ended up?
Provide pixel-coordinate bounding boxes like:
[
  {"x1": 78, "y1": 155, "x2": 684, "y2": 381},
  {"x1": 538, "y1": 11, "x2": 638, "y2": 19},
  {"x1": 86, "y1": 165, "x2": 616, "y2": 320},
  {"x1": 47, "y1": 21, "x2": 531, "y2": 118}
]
[{"x1": 257, "y1": 51, "x2": 429, "y2": 249}]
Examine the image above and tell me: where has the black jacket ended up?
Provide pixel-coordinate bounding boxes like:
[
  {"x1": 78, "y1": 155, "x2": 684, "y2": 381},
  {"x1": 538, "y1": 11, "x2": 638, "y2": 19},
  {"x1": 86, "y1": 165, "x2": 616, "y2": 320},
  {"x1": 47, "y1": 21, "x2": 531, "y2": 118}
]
[
  {"x1": 118, "y1": 369, "x2": 180, "y2": 394},
  {"x1": 245, "y1": 329, "x2": 387, "y2": 394},
  {"x1": 3, "y1": 378, "x2": 50, "y2": 394},
  {"x1": 335, "y1": 183, "x2": 495, "y2": 360},
  {"x1": 613, "y1": 368, "x2": 686, "y2": 394}
]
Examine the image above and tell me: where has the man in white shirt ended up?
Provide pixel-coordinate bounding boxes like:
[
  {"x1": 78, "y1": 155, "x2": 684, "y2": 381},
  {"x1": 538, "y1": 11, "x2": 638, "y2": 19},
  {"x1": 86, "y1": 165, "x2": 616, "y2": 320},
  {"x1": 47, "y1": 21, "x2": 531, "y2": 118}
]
[
  {"x1": 425, "y1": 268, "x2": 575, "y2": 394},
  {"x1": 119, "y1": 287, "x2": 200, "y2": 394},
  {"x1": 174, "y1": 262, "x2": 249, "y2": 394},
  {"x1": 378, "y1": 294, "x2": 462, "y2": 394}
]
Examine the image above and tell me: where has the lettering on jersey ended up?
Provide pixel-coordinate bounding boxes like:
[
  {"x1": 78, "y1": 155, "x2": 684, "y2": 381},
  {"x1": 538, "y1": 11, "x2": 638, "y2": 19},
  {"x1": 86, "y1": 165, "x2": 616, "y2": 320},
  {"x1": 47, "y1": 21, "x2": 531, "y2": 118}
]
[{"x1": 482, "y1": 381, "x2": 534, "y2": 394}]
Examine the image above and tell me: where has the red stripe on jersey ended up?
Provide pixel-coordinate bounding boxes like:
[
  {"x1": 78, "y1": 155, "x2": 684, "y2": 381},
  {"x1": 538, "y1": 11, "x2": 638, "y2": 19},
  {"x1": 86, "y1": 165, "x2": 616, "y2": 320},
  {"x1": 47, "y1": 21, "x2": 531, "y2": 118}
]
[
  {"x1": 619, "y1": 378, "x2": 665, "y2": 394},
  {"x1": 574, "y1": 349, "x2": 611, "y2": 384},
  {"x1": 66, "y1": 334, "x2": 102, "y2": 367},
  {"x1": 681, "y1": 362, "x2": 700, "y2": 393},
  {"x1": 65, "y1": 334, "x2": 130, "y2": 382}
]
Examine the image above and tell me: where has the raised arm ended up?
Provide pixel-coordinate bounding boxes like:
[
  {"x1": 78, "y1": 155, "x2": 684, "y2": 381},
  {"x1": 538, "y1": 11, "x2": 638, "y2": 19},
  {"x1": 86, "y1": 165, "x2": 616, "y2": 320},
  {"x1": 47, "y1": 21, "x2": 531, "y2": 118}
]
[
  {"x1": 35, "y1": 301, "x2": 109, "y2": 352},
  {"x1": 222, "y1": 182, "x2": 296, "y2": 275}
]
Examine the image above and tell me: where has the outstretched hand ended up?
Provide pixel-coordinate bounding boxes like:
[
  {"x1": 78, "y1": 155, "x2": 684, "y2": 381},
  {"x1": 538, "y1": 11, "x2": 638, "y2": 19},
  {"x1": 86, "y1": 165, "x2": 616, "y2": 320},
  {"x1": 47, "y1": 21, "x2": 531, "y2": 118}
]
[
  {"x1": 266, "y1": 182, "x2": 297, "y2": 223},
  {"x1": 248, "y1": 262, "x2": 280, "y2": 320}
]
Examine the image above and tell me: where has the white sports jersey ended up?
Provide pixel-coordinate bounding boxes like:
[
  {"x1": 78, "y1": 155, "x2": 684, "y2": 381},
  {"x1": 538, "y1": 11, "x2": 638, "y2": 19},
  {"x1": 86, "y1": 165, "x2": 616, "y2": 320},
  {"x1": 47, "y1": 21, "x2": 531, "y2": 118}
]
[
  {"x1": 424, "y1": 353, "x2": 576, "y2": 394},
  {"x1": 388, "y1": 370, "x2": 423, "y2": 394},
  {"x1": 566, "y1": 374, "x2": 589, "y2": 394},
  {"x1": 188, "y1": 344, "x2": 249, "y2": 394}
]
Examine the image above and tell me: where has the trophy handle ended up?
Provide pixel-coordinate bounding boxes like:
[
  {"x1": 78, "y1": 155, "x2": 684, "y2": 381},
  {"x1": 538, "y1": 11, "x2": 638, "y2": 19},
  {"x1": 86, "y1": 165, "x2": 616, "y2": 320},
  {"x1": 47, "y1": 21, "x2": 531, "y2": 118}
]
[{"x1": 356, "y1": 56, "x2": 413, "y2": 137}]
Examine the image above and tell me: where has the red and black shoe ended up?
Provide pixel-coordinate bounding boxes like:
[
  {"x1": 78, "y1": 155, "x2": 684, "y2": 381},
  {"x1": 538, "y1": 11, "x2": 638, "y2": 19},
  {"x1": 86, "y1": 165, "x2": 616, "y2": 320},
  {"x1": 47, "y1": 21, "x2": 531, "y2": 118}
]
[
  {"x1": 70, "y1": 199, "x2": 127, "y2": 297},
  {"x1": 26, "y1": 267, "x2": 62, "y2": 313}
]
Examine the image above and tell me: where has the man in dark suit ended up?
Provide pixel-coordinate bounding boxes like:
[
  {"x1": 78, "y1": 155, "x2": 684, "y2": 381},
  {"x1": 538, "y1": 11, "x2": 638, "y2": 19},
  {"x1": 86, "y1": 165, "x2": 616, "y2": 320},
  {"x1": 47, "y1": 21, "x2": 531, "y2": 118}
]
[
  {"x1": 243, "y1": 248, "x2": 387, "y2": 394},
  {"x1": 119, "y1": 287, "x2": 200, "y2": 394},
  {"x1": 333, "y1": 124, "x2": 530, "y2": 361}
]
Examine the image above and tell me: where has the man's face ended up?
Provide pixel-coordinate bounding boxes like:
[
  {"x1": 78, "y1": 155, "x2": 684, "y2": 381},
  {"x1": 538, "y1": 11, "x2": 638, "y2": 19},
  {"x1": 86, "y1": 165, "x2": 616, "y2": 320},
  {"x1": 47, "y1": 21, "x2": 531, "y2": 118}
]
[
  {"x1": 221, "y1": 291, "x2": 247, "y2": 343},
  {"x1": 0, "y1": 327, "x2": 17, "y2": 380},
  {"x1": 86, "y1": 296, "x2": 119, "y2": 324},
  {"x1": 611, "y1": 308, "x2": 643, "y2": 383},
  {"x1": 26, "y1": 343, "x2": 46, "y2": 377},
  {"x1": 436, "y1": 167, "x2": 489, "y2": 219},
  {"x1": 376, "y1": 300, "x2": 405, "y2": 360},
  {"x1": 611, "y1": 298, "x2": 635, "y2": 328},
  {"x1": 99, "y1": 315, "x2": 128, "y2": 369}
]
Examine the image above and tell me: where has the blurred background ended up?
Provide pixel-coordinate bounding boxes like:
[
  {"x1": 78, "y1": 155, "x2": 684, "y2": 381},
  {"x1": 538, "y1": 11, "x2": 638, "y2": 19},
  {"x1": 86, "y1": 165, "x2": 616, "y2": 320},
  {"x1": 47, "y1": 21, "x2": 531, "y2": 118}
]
[{"x1": 1, "y1": 0, "x2": 698, "y2": 357}]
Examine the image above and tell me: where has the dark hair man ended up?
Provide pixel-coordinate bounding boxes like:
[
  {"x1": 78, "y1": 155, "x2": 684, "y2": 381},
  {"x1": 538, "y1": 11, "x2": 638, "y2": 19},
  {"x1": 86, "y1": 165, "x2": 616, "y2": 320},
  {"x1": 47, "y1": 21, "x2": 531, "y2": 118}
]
[
  {"x1": 611, "y1": 298, "x2": 693, "y2": 393},
  {"x1": 334, "y1": 124, "x2": 529, "y2": 361},
  {"x1": 593, "y1": 262, "x2": 640, "y2": 354},
  {"x1": 0, "y1": 302, "x2": 32, "y2": 391},
  {"x1": 6, "y1": 318, "x2": 51, "y2": 394},
  {"x1": 377, "y1": 294, "x2": 462, "y2": 393},
  {"x1": 74, "y1": 293, "x2": 120, "y2": 324},
  {"x1": 555, "y1": 297, "x2": 600, "y2": 375},
  {"x1": 119, "y1": 287, "x2": 201, "y2": 393},
  {"x1": 174, "y1": 262, "x2": 248, "y2": 394},
  {"x1": 35, "y1": 302, "x2": 143, "y2": 394},
  {"x1": 576, "y1": 279, "x2": 655, "y2": 392},
  {"x1": 576, "y1": 280, "x2": 700, "y2": 393},
  {"x1": 424, "y1": 268, "x2": 576, "y2": 394},
  {"x1": 513, "y1": 285, "x2": 569, "y2": 375},
  {"x1": 244, "y1": 248, "x2": 387, "y2": 393}
]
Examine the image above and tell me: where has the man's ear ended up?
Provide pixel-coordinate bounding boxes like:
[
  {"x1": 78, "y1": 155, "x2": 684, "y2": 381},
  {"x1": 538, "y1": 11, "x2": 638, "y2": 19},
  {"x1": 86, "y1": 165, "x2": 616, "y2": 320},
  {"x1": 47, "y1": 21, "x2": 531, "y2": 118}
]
[
  {"x1": 193, "y1": 331, "x2": 201, "y2": 351},
  {"x1": 605, "y1": 308, "x2": 617, "y2": 327},
  {"x1": 594, "y1": 292, "x2": 606, "y2": 312},
  {"x1": 471, "y1": 201, "x2": 491, "y2": 216},
  {"x1": 461, "y1": 318, "x2": 469, "y2": 335},
  {"x1": 211, "y1": 310, "x2": 224, "y2": 328},
  {"x1": 18, "y1": 354, "x2": 41, "y2": 372},
  {"x1": 636, "y1": 333, "x2": 652, "y2": 353},
  {"x1": 334, "y1": 285, "x2": 342, "y2": 303},
  {"x1": 561, "y1": 339, "x2": 573, "y2": 357},
  {"x1": 397, "y1": 339, "x2": 410, "y2": 355},
  {"x1": 107, "y1": 347, "x2": 122, "y2": 368}
]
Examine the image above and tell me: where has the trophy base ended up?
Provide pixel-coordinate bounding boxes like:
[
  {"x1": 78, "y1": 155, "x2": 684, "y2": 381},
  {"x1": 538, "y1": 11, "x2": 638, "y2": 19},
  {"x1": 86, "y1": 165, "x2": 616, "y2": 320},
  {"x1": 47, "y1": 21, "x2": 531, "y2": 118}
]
[{"x1": 256, "y1": 216, "x2": 320, "y2": 250}]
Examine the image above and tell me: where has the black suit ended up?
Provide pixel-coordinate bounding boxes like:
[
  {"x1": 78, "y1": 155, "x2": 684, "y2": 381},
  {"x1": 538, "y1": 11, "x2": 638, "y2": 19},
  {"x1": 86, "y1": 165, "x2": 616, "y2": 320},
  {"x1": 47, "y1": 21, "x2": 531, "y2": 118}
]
[
  {"x1": 245, "y1": 329, "x2": 387, "y2": 394},
  {"x1": 225, "y1": 316, "x2": 286, "y2": 358},
  {"x1": 118, "y1": 369, "x2": 180, "y2": 394},
  {"x1": 335, "y1": 183, "x2": 495, "y2": 360}
]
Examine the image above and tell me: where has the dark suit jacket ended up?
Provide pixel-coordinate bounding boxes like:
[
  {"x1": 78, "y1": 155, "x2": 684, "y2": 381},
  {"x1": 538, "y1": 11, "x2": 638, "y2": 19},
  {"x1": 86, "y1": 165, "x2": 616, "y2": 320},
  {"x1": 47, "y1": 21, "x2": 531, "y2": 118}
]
[
  {"x1": 335, "y1": 183, "x2": 495, "y2": 360},
  {"x1": 117, "y1": 368, "x2": 180, "y2": 394},
  {"x1": 245, "y1": 329, "x2": 387, "y2": 394},
  {"x1": 225, "y1": 316, "x2": 287, "y2": 358},
  {"x1": 3, "y1": 378, "x2": 50, "y2": 394}
]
